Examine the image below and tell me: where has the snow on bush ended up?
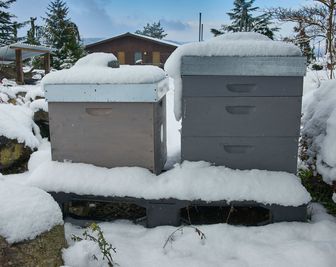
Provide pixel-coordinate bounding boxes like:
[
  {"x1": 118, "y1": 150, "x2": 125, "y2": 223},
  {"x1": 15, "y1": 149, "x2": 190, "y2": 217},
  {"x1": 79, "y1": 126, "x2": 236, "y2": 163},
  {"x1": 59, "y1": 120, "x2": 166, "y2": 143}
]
[
  {"x1": 164, "y1": 32, "x2": 302, "y2": 120},
  {"x1": 24, "y1": 87, "x2": 45, "y2": 102},
  {"x1": 30, "y1": 98, "x2": 48, "y2": 112},
  {"x1": 27, "y1": 160, "x2": 311, "y2": 206},
  {"x1": 42, "y1": 52, "x2": 167, "y2": 85},
  {"x1": 0, "y1": 180, "x2": 63, "y2": 244},
  {"x1": 0, "y1": 104, "x2": 40, "y2": 149},
  {"x1": 301, "y1": 79, "x2": 336, "y2": 184}
]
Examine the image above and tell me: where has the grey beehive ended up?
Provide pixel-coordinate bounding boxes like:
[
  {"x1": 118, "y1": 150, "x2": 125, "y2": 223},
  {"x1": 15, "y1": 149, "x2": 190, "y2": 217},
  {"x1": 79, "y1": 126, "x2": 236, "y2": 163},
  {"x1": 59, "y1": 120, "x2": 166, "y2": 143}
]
[
  {"x1": 44, "y1": 71, "x2": 169, "y2": 175},
  {"x1": 180, "y1": 56, "x2": 306, "y2": 173}
]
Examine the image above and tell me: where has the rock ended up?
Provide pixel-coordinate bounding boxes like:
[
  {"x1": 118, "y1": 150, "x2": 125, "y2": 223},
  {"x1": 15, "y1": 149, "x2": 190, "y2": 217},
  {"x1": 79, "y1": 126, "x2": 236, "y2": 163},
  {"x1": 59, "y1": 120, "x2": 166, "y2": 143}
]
[
  {"x1": 33, "y1": 109, "x2": 50, "y2": 139},
  {"x1": 0, "y1": 224, "x2": 66, "y2": 267},
  {"x1": 0, "y1": 136, "x2": 33, "y2": 174}
]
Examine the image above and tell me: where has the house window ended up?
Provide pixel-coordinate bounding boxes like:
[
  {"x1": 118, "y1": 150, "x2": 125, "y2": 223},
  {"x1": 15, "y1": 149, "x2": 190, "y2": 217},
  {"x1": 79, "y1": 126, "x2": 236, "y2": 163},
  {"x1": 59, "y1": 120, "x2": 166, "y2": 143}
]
[
  {"x1": 152, "y1": 51, "x2": 160, "y2": 65},
  {"x1": 117, "y1": 51, "x2": 125, "y2": 64},
  {"x1": 134, "y1": 52, "x2": 142, "y2": 64}
]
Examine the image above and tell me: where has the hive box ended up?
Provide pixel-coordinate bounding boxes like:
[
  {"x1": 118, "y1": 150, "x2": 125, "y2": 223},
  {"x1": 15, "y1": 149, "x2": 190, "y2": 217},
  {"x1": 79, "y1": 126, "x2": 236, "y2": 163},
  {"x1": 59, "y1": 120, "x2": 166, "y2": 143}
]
[
  {"x1": 181, "y1": 56, "x2": 306, "y2": 173},
  {"x1": 45, "y1": 77, "x2": 169, "y2": 175}
]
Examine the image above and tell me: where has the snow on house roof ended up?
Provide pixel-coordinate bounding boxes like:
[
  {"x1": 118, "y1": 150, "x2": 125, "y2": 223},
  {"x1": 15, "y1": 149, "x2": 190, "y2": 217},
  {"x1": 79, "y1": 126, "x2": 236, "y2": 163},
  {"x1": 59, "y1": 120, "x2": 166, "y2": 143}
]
[
  {"x1": 0, "y1": 43, "x2": 53, "y2": 62},
  {"x1": 85, "y1": 32, "x2": 180, "y2": 48}
]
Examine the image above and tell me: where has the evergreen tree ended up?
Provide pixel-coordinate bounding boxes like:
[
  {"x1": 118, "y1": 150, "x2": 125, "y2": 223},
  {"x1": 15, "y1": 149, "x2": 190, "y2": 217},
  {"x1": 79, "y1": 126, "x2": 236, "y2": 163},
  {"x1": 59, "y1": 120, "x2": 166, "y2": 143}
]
[
  {"x1": 0, "y1": 0, "x2": 16, "y2": 46},
  {"x1": 26, "y1": 17, "x2": 41, "y2": 45},
  {"x1": 293, "y1": 21, "x2": 315, "y2": 63},
  {"x1": 135, "y1": 21, "x2": 167, "y2": 39},
  {"x1": 211, "y1": 0, "x2": 278, "y2": 39},
  {"x1": 43, "y1": 0, "x2": 85, "y2": 69}
]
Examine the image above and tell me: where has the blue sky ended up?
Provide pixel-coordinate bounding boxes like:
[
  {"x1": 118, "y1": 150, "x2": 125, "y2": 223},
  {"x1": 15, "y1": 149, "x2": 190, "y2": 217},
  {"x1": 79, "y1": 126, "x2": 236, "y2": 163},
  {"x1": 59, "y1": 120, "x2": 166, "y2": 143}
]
[{"x1": 10, "y1": 0, "x2": 309, "y2": 42}]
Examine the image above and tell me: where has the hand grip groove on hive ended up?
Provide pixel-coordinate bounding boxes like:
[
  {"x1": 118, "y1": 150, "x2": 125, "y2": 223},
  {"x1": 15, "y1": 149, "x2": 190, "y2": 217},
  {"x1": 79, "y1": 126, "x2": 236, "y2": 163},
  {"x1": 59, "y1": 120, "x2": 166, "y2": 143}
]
[
  {"x1": 223, "y1": 145, "x2": 254, "y2": 154},
  {"x1": 225, "y1": 106, "x2": 256, "y2": 114},
  {"x1": 85, "y1": 108, "x2": 113, "y2": 116},
  {"x1": 226, "y1": 84, "x2": 256, "y2": 93}
]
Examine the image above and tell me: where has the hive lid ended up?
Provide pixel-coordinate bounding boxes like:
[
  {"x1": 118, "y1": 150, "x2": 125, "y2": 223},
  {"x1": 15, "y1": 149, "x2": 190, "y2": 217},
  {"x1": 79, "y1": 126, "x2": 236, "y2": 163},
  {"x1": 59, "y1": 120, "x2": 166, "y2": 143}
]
[
  {"x1": 43, "y1": 53, "x2": 169, "y2": 102},
  {"x1": 44, "y1": 78, "x2": 169, "y2": 103}
]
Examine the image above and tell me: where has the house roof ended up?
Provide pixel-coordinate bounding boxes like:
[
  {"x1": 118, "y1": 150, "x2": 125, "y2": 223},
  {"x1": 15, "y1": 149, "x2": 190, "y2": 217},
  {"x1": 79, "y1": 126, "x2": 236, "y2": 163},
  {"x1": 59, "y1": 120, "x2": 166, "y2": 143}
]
[
  {"x1": 0, "y1": 43, "x2": 53, "y2": 62},
  {"x1": 85, "y1": 32, "x2": 180, "y2": 48}
]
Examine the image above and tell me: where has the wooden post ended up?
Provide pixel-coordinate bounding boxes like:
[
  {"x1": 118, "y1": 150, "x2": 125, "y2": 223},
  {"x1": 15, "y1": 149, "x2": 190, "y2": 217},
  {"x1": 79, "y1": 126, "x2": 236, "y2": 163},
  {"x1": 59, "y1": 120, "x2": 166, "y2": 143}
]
[
  {"x1": 15, "y1": 49, "x2": 24, "y2": 85},
  {"x1": 44, "y1": 53, "x2": 51, "y2": 74}
]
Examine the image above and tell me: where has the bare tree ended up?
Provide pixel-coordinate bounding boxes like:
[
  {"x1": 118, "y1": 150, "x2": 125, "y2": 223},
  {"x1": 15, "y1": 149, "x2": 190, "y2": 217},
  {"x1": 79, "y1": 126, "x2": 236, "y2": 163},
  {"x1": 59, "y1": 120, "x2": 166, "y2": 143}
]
[{"x1": 271, "y1": 0, "x2": 336, "y2": 78}]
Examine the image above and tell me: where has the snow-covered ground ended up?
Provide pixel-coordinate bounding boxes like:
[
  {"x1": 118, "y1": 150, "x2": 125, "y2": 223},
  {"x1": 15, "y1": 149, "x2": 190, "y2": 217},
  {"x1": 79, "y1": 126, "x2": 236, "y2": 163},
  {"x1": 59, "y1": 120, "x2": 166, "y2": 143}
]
[{"x1": 62, "y1": 204, "x2": 336, "y2": 267}]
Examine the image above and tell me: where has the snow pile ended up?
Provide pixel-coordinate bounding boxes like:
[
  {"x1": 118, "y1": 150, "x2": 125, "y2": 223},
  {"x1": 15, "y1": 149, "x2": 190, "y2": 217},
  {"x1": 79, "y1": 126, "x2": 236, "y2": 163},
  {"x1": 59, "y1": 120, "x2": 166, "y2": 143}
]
[
  {"x1": 63, "y1": 240, "x2": 109, "y2": 267},
  {"x1": 63, "y1": 218, "x2": 336, "y2": 267},
  {"x1": 42, "y1": 53, "x2": 167, "y2": 85},
  {"x1": 27, "y1": 160, "x2": 311, "y2": 206},
  {"x1": 0, "y1": 79, "x2": 41, "y2": 100},
  {"x1": 0, "y1": 104, "x2": 40, "y2": 148},
  {"x1": 0, "y1": 180, "x2": 63, "y2": 244},
  {"x1": 302, "y1": 79, "x2": 336, "y2": 184},
  {"x1": 0, "y1": 92, "x2": 9, "y2": 103},
  {"x1": 30, "y1": 98, "x2": 48, "y2": 112},
  {"x1": 24, "y1": 86, "x2": 45, "y2": 102},
  {"x1": 164, "y1": 32, "x2": 302, "y2": 120}
]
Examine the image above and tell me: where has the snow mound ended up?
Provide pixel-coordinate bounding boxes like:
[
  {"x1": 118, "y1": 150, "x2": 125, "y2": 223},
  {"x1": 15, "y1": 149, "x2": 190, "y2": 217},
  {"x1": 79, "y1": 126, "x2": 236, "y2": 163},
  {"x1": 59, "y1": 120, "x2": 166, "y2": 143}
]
[
  {"x1": 302, "y1": 79, "x2": 336, "y2": 184},
  {"x1": 63, "y1": 219, "x2": 336, "y2": 267},
  {"x1": 209, "y1": 32, "x2": 271, "y2": 42},
  {"x1": 0, "y1": 104, "x2": 40, "y2": 148},
  {"x1": 74, "y1": 52, "x2": 117, "y2": 67},
  {"x1": 164, "y1": 32, "x2": 302, "y2": 120},
  {"x1": 42, "y1": 53, "x2": 167, "y2": 85},
  {"x1": 62, "y1": 240, "x2": 109, "y2": 267},
  {"x1": 27, "y1": 160, "x2": 311, "y2": 206},
  {"x1": 30, "y1": 98, "x2": 48, "y2": 112},
  {"x1": 24, "y1": 87, "x2": 45, "y2": 102},
  {"x1": 0, "y1": 180, "x2": 63, "y2": 244}
]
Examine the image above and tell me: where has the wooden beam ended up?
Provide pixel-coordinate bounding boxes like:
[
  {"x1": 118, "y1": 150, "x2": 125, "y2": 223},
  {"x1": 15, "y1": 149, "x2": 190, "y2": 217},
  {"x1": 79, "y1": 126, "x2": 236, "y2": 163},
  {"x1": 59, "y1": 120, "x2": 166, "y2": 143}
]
[
  {"x1": 15, "y1": 49, "x2": 24, "y2": 85},
  {"x1": 44, "y1": 53, "x2": 51, "y2": 74},
  {"x1": 10, "y1": 46, "x2": 52, "y2": 54}
]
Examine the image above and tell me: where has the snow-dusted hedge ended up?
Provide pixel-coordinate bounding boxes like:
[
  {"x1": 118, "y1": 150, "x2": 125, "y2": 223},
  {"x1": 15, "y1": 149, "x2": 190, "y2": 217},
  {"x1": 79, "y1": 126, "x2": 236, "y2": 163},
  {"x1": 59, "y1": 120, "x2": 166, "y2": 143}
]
[{"x1": 301, "y1": 79, "x2": 336, "y2": 184}]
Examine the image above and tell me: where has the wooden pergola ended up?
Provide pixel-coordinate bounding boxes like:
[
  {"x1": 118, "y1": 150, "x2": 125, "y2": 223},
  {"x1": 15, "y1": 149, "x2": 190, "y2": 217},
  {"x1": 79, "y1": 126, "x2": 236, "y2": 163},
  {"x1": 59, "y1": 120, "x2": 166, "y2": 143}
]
[{"x1": 0, "y1": 43, "x2": 53, "y2": 84}]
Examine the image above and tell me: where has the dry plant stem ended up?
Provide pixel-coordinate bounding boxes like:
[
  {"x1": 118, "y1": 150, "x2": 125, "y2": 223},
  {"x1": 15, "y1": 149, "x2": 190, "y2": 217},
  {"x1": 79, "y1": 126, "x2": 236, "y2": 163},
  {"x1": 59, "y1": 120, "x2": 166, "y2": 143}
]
[{"x1": 226, "y1": 206, "x2": 235, "y2": 224}]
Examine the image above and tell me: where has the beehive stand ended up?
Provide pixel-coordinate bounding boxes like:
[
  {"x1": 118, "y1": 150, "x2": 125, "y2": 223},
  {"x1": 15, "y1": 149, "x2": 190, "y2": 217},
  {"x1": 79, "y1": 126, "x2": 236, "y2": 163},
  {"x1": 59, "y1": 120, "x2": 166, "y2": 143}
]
[{"x1": 50, "y1": 192, "x2": 307, "y2": 227}]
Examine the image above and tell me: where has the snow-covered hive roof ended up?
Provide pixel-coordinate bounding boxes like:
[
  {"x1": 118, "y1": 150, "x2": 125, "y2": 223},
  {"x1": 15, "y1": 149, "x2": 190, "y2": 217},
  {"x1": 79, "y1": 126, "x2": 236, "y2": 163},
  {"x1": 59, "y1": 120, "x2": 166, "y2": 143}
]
[
  {"x1": 42, "y1": 53, "x2": 169, "y2": 102},
  {"x1": 164, "y1": 32, "x2": 305, "y2": 120},
  {"x1": 0, "y1": 181, "x2": 63, "y2": 244},
  {"x1": 42, "y1": 53, "x2": 167, "y2": 85}
]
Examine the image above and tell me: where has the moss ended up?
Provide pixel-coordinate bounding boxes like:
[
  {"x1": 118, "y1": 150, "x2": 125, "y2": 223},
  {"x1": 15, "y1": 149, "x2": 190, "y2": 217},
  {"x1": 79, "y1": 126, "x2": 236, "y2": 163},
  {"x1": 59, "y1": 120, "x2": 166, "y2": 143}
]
[
  {"x1": 0, "y1": 225, "x2": 66, "y2": 267},
  {"x1": 298, "y1": 169, "x2": 336, "y2": 215},
  {"x1": 0, "y1": 136, "x2": 32, "y2": 174}
]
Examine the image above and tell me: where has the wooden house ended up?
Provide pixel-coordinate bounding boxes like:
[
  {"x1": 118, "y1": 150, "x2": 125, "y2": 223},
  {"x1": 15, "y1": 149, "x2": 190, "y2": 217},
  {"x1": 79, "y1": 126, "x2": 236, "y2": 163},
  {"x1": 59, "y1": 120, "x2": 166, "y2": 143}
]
[{"x1": 85, "y1": 32, "x2": 179, "y2": 66}]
